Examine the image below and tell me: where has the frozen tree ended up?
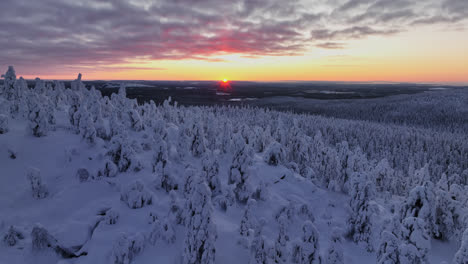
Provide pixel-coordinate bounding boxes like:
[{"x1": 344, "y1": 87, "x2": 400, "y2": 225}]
[
  {"x1": 252, "y1": 180, "x2": 270, "y2": 202},
  {"x1": 3, "y1": 226, "x2": 24, "y2": 246},
  {"x1": 190, "y1": 122, "x2": 206, "y2": 157},
  {"x1": 68, "y1": 91, "x2": 81, "y2": 130},
  {"x1": 435, "y1": 186, "x2": 460, "y2": 241},
  {"x1": 399, "y1": 182, "x2": 437, "y2": 237},
  {"x1": 183, "y1": 178, "x2": 217, "y2": 264},
  {"x1": 76, "y1": 168, "x2": 90, "y2": 182},
  {"x1": 264, "y1": 141, "x2": 286, "y2": 166},
  {"x1": 273, "y1": 215, "x2": 290, "y2": 263},
  {"x1": 31, "y1": 224, "x2": 56, "y2": 250},
  {"x1": 291, "y1": 220, "x2": 321, "y2": 264},
  {"x1": 120, "y1": 181, "x2": 152, "y2": 209},
  {"x1": 153, "y1": 136, "x2": 177, "y2": 192},
  {"x1": 27, "y1": 167, "x2": 48, "y2": 199},
  {"x1": 110, "y1": 232, "x2": 145, "y2": 264},
  {"x1": 325, "y1": 228, "x2": 344, "y2": 264},
  {"x1": 70, "y1": 73, "x2": 85, "y2": 91},
  {"x1": 98, "y1": 159, "x2": 119, "y2": 178},
  {"x1": 347, "y1": 173, "x2": 376, "y2": 252},
  {"x1": 229, "y1": 133, "x2": 254, "y2": 203},
  {"x1": 202, "y1": 152, "x2": 222, "y2": 197},
  {"x1": 128, "y1": 109, "x2": 143, "y2": 131},
  {"x1": 377, "y1": 231, "x2": 400, "y2": 264},
  {"x1": 27, "y1": 94, "x2": 49, "y2": 137},
  {"x1": 240, "y1": 199, "x2": 257, "y2": 237},
  {"x1": 249, "y1": 218, "x2": 271, "y2": 264},
  {"x1": 398, "y1": 217, "x2": 431, "y2": 264},
  {"x1": 79, "y1": 111, "x2": 97, "y2": 146},
  {"x1": 1, "y1": 66, "x2": 16, "y2": 100},
  {"x1": 213, "y1": 186, "x2": 235, "y2": 212},
  {"x1": 104, "y1": 209, "x2": 120, "y2": 225},
  {"x1": 168, "y1": 190, "x2": 185, "y2": 225},
  {"x1": 148, "y1": 215, "x2": 176, "y2": 245},
  {"x1": 0, "y1": 114, "x2": 8, "y2": 134},
  {"x1": 373, "y1": 158, "x2": 395, "y2": 193},
  {"x1": 109, "y1": 135, "x2": 140, "y2": 172},
  {"x1": 453, "y1": 228, "x2": 468, "y2": 264}
]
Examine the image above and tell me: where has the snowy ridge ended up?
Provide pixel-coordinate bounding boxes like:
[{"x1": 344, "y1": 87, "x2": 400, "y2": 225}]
[{"x1": 0, "y1": 66, "x2": 467, "y2": 264}]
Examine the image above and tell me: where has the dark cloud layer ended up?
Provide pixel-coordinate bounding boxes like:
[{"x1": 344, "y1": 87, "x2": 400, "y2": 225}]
[{"x1": 0, "y1": 0, "x2": 466, "y2": 74}]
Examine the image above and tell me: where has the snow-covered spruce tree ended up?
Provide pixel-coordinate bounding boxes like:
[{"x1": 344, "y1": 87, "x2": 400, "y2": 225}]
[
  {"x1": 98, "y1": 159, "x2": 119, "y2": 178},
  {"x1": 373, "y1": 158, "x2": 395, "y2": 194},
  {"x1": 273, "y1": 215, "x2": 291, "y2": 263},
  {"x1": 110, "y1": 232, "x2": 145, "y2": 264},
  {"x1": 434, "y1": 184, "x2": 463, "y2": 241},
  {"x1": 190, "y1": 122, "x2": 206, "y2": 157},
  {"x1": 202, "y1": 152, "x2": 222, "y2": 197},
  {"x1": 79, "y1": 111, "x2": 97, "y2": 146},
  {"x1": 240, "y1": 198, "x2": 257, "y2": 237},
  {"x1": 148, "y1": 214, "x2": 176, "y2": 245},
  {"x1": 249, "y1": 218, "x2": 271, "y2": 264},
  {"x1": 120, "y1": 180, "x2": 152, "y2": 209},
  {"x1": 27, "y1": 167, "x2": 48, "y2": 199},
  {"x1": 0, "y1": 114, "x2": 8, "y2": 134},
  {"x1": 183, "y1": 178, "x2": 217, "y2": 264},
  {"x1": 252, "y1": 180, "x2": 270, "y2": 202},
  {"x1": 1, "y1": 66, "x2": 16, "y2": 100},
  {"x1": 291, "y1": 220, "x2": 321, "y2": 264},
  {"x1": 220, "y1": 121, "x2": 233, "y2": 154},
  {"x1": 399, "y1": 182, "x2": 437, "y2": 237},
  {"x1": 27, "y1": 93, "x2": 49, "y2": 137},
  {"x1": 70, "y1": 73, "x2": 85, "y2": 91},
  {"x1": 229, "y1": 133, "x2": 254, "y2": 203},
  {"x1": 152, "y1": 135, "x2": 177, "y2": 192},
  {"x1": 453, "y1": 228, "x2": 468, "y2": 264},
  {"x1": 128, "y1": 109, "x2": 143, "y2": 131},
  {"x1": 108, "y1": 134, "x2": 140, "y2": 172},
  {"x1": 347, "y1": 173, "x2": 376, "y2": 252},
  {"x1": 376, "y1": 217, "x2": 402, "y2": 264},
  {"x1": 168, "y1": 190, "x2": 185, "y2": 225},
  {"x1": 263, "y1": 141, "x2": 286, "y2": 166},
  {"x1": 67, "y1": 91, "x2": 81, "y2": 131},
  {"x1": 31, "y1": 224, "x2": 56, "y2": 250},
  {"x1": 3, "y1": 226, "x2": 24, "y2": 246},
  {"x1": 325, "y1": 228, "x2": 344, "y2": 264},
  {"x1": 398, "y1": 217, "x2": 431, "y2": 264}
]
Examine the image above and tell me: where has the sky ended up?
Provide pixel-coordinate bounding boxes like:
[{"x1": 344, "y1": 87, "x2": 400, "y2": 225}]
[{"x1": 1, "y1": 0, "x2": 468, "y2": 83}]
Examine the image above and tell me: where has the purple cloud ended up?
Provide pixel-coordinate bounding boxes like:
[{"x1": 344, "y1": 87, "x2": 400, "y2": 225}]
[{"x1": 0, "y1": 0, "x2": 466, "y2": 75}]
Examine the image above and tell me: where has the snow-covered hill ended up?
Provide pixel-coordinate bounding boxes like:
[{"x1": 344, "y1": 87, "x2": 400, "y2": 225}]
[{"x1": 1, "y1": 66, "x2": 467, "y2": 264}]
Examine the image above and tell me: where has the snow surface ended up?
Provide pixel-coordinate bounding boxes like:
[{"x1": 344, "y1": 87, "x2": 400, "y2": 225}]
[{"x1": 1, "y1": 68, "x2": 467, "y2": 264}]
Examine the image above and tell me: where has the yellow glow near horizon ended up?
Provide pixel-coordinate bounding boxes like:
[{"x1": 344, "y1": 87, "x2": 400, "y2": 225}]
[{"x1": 18, "y1": 26, "x2": 468, "y2": 83}]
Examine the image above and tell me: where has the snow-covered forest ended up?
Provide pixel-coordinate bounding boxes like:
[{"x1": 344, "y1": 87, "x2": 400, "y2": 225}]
[{"x1": 1, "y1": 66, "x2": 468, "y2": 264}]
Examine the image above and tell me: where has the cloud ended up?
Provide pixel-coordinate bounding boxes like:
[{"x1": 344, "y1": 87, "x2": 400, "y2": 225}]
[{"x1": 0, "y1": 0, "x2": 466, "y2": 74}]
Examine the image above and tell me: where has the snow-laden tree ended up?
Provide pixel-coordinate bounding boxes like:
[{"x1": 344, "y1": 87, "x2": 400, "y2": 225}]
[
  {"x1": 120, "y1": 180, "x2": 152, "y2": 209},
  {"x1": 273, "y1": 215, "x2": 290, "y2": 263},
  {"x1": 264, "y1": 141, "x2": 286, "y2": 166},
  {"x1": 183, "y1": 177, "x2": 217, "y2": 264},
  {"x1": 377, "y1": 230, "x2": 400, "y2": 264},
  {"x1": 190, "y1": 122, "x2": 206, "y2": 157},
  {"x1": 373, "y1": 158, "x2": 395, "y2": 193},
  {"x1": 240, "y1": 198, "x2": 257, "y2": 237},
  {"x1": 291, "y1": 220, "x2": 321, "y2": 264},
  {"x1": 0, "y1": 114, "x2": 8, "y2": 134},
  {"x1": 104, "y1": 209, "x2": 120, "y2": 225},
  {"x1": 79, "y1": 111, "x2": 97, "y2": 146},
  {"x1": 109, "y1": 134, "x2": 140, "y2": 172},
  {"x1": 168, "y1": 190, "x2": 185, "y2": 225},
  {"x1": 27, "y1": 94, "x2": 49, "y2": 137},
  {"x1": 98, "y1": 159, "x2": 119, "y2": 178},
  {"x1": 252, "y1": 180, "x2": 270, "y2": 202},
  {"x1": 148, "y1": 214, "x2": 176, "y2": 245},
  {"x1": 27, "y1": 167, "x2": 48, "y2": 199},
  {"x1": 453, "y1": 228, "x2": 468, "y2": 264},
  {"x1": 110, "y1": 232, "x2": 145, "y2": 264},
  {"x1": 325, "y1": 228, "x2": 344, "y2": 264},
  {"x1": 347, "y1": 172, "x2": 377, "y2": 252},
  {"x1": 249, "y1": 218, "x2": 272, "y2": 264},
  {"x1": 435, "y1": 185, "x2": 463, "y2": 241},
  {"x1": 3, "y1": 226, "x2": 24, "y2": 246},
  {"x1": 202, "y1": 152, "x2": 222, "y2": 197},
  {"x1": 399, "y1": 182, "x2": 437, "y2": 237},
  {"x1": 1, "y1": 66, "x2": 16, "y2": 100},
  {"x1": 229, "y1": 133, "x2": 254, "y2": 203},
  {"x1": 70, "y1": 73, "x2": 85, "y2": 91},
  {"x1": 398, "y1": 217, "x2": 430, "y2": 264}
]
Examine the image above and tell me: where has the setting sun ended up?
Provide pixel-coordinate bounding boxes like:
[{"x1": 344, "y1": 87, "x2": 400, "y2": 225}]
[{"x1": 223, "y1": 78, "x2": 228, "y2": 83}]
